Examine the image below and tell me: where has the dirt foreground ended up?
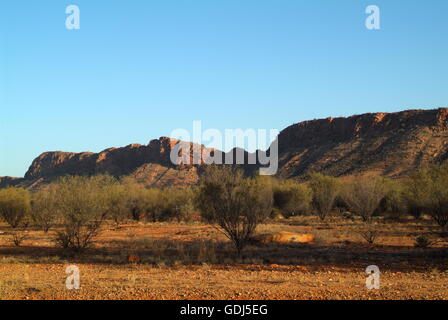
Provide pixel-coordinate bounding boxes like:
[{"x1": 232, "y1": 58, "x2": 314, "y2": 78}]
[
  {"x1": 0, "y1": 263, "x2": 447, "y2": 300},
  {"x1": 1, "y1": 218, "x2": 448, "y2": 300}
]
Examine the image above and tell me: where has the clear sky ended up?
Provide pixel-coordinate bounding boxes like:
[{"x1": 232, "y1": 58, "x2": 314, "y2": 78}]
[{"x1": 1, "y1": 0, "x2": 447, "y2": 177}]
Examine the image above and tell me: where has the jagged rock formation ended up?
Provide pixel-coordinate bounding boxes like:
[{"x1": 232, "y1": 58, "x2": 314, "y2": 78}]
[{"x1": 1, "y1": 108, "x2": 447, "y2": 189}]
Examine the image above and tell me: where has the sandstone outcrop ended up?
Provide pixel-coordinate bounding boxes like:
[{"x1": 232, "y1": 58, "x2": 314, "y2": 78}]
[{"x1": 2, "y1": 108, "x2": 448, "y2": 189}]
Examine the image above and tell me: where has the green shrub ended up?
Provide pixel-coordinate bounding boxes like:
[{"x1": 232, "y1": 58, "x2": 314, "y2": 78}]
[
  {"x1": 162, "y1": 187, "x2": 196, "y2": 222},
  {"x1": 404, "y1": 164, "x2": 448, "y2": 231},
  {"x1": 377, "y1": 179, "x2": 407, "y2": 220},
  {"x1": 0, "y1": 187, "x2": 31, "y2": 228},
  {"x1": 273, "y1": 180, "x2": 312, "y2": 218},
  {"x1": 52, "y1": 175, "x2": 113, "y2": 251},
  {"x1": 341, "y1": 176, "x2": 386, "y2": 222},
  {"x1": 104, "y1": 182, "x2": 130, "y2": 226},
  {"x1": 308, "y1": 173, "x2": 339, "y2": 221},
  {"x1": 31, "y1": 185, "x2": 60, "y2": 232},
  {"x1": 121, "y1": 177, "x2": 148, "y2": 221}
]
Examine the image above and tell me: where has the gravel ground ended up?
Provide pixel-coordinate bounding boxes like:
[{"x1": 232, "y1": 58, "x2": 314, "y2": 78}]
[{"x1": 0, "y1": 264, "x2": 446, "y2": 300}]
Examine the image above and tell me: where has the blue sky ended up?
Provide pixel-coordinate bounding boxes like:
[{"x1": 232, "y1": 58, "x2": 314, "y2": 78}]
[{"x1": 1, "y1": 0, "x2": 447, "y2": 177}]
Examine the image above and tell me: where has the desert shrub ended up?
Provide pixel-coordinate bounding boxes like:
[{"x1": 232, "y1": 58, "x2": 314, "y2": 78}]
[
  {"x1": 9, "y1": 231, "x2": 28, "y2": 247},
  {"x1": 273, "y1": 180, "x2": 311, "y2": 218},
  {"x1": 357, "y1": 226, "x2": 380, "y2": 244},
  {"x1": 403, "y1": 169, "x2": 432, "y2": 220},
  {"x1": 142, "y1": 188, "x2": 167, "y2": 222},
  {"x1": 52, "y1": 175, "x2": 113, "y2": 251},
  {"x1": 341, "y1": 176, "x2": 387, "y2": 222},
  {"x1": 104, "y1": 183, "x2": 130, "y2": 225},
  {"x1": 196, "y1": 166, "x2": 273, "y2": 257},
  {"x1": 0, "y1": 187, "x2": 31, "y2": 228},
  {"x1": 377, "y1": 179, "x2": 407, "y2": 220},
  {"x1": 121, "y1": 178, "x2": 148, "y2": 221},
  {"x1": 413, "y1": 234, "x2": 437, "y2": 248},
  {"x1": 115, "y1": 180, "x2": 196, "y2": 223},
  {"x1": 30, "y1": 185, "x2": 60, "y2": 232},
  {"x1": 334, "y1": 195, "x2": 350, "y2": 213},
  {"x1": 308, "y1": 173, "x2": 339, "y2": 221},
  {"x1": 162, "y1": 187, "x2": 196, "y2": 222},
  {"x1": 404, "y1": 165, "x2": 448, "y2": 231}
]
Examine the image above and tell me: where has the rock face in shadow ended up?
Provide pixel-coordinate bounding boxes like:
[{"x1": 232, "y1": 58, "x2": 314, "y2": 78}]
[
  {"x1": 275, "y1": 108, "x2": 448, "y2": 178},
  {"x1": 1, "y1": 108, "x2": 448, "y2": 189}
]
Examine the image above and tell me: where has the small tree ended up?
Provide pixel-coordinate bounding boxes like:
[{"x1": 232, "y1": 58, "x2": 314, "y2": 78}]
[
  {"x1": 424, "y1": 165, "x2": 448, "y2": 231},
  {"x1": 404, "y1": 165, "x2": 448, "y2": 231},
  {"x1": 273, "y1": 180, "x2": 312, "y2": 218},
  {"x1": 308, "y1": 173, "x2": 339, "y2": 221},
  {"x1": 31, "y1": 185, "x2": 60, "y2": 232},
  {"x1": 0, "y1": 187, "x2": 31, "y2": 228},
  {"x1": 163, "y1": 187, "x2": 196, "y2": 222},
  {"x1": 105, "y1": 183, "x2": 130, "y2": 226},
  {"x1": 377, "y1": 179, "x2": 407, "y2": 220},
  {"x1": 403, "y1": 169, "x2": 432, "y2": 220},
  {"x1": 196, "y1": 166, "x2": 273, "y2": 257},
  {"x1": 341, "y1": 176, "x2": 386, "y2": 222},
  {"x1": 121, "y1": 178, "x2": 148, "y2": 221},
  {"x1": 53, "y1": 175, "x2": 112, "y2": 251},
  {"x1": 143, "y1": 188, "x2": 167, "y2": 222}
]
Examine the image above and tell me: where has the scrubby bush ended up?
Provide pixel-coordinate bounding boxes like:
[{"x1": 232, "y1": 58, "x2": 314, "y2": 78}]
[
  {"x1": 31, "y1": 185, "x2": 60, "y2": 232},
  {"x1": 196, "y1": 166, "x2": 273, "y2": 257},
  {"x1": 162, "y1": 187, "x2": 196, "y2": 222},
  {"x1": 377, "y1": 179, "x2": 407, "y2": 220},
  {"x1": 121, "y1": 178, "x2": 148, "y2": 221},
  {"x1": 357, "y1": 226, "x2": 381, "y2": 244},
  {"x1": 105, "y1": 183, "x2": 131, "y2": 226},
  {"x1": 273, "y1": 180, "x2": 311, "y2": 218},
  {"x1": 403, "y1": 169, "x2": 432, "y2": 220},
  {"x1": 9, "y1": 231, "x2": 28, "y2": 247},
  {"x1": 0, "y1": 187, "x2": 31, "y2": 228},
  {"x1": 142, "y1": 188, "x2": 166, "y2": 222},
  {"x1": 308, "y1": 173, "x2": 339, "y2": 221},
  {"x1": 404, "y1": 165, "x2": 448, "y2": 231},
  {"x1": 53, "y1": 175, "x2": 113, "y2": 251},
  {"x1": 341, "y1": 176, "x2": 386, "y2": 222},
  {"x1": 116, "y1": 179, "x2": 196, "y2": 223},
  {"x1": 414, "y1": 234, "x2": 437, "y2": 248}
]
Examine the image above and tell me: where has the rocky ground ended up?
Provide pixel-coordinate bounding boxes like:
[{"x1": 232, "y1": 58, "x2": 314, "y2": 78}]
[
  {"x1": 0, "y1": 217, "x2": 447, "y2": 300},
  {"x1": 0, "y1": 263, "x2": 446, "y2": 300}
]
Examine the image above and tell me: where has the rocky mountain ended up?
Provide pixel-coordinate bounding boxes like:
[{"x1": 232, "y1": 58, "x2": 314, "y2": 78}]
[
  {"x1": 1, "y1": 108, "x2": 447, "y2": 189},
  {"x1": 276, "y1": 108, "x2": 448, "y2": 178},
  {"x1": 279, "y1": 108, "x2": 448, "y2": 177},
  {"x1": 1, "y1": 137, "x2": 216, "y2": 189}
]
